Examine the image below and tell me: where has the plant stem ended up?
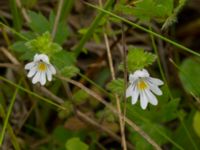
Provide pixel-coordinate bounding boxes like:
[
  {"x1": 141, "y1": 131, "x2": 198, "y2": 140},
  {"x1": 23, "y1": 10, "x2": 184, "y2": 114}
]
[
  {"x1": 0, "y1": 76, "x2": 65, "y2": 110},
  {"x1": 73, "y1": 0, "x2": 114, "y2": 56},
  {"x1": 104, "y1": 33, "x2": 127, "y2": 150},
  {"x1": 52, "y1": 0, "x2": 64, "y2": 40},
  {"x1": 84, "y1": 2, "x2": 200, "y2": 57},
  {"x1": 0, "y1": 80, "x2": 21, "y2": 146},
  {"x1": 59, "y1": 76, "x2": 162, "y2": 150},
  {"x1": 0, "y1": 22, "x2": 28, "y2": 41},
  {"x1": 0, "y1": 105, "x2": 21, "y2": 150},
  {"x1": 122, "y1": 22, "x2": 127, "y2": 129}
]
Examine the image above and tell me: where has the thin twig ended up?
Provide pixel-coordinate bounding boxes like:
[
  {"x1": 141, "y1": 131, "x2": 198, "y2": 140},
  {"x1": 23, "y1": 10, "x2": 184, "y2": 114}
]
[
  {"x1": 1, "y1": 27, "x2": 11, "y2": 46},
  {"x1": 51, "y1": 0, "x2": 64, "y2": 40},
  {"x1": 76, "y1": 110, "x2": 134, "y2": 149},
  {"x1": 31, "y1": 80, "x2": 133, "y2": 149},
  {"x1": 59, "y1": 76, "x2": 162, "y2": 150},
  {"x1": 15, "y1": 0, "x2": 30, "y2": 23},
  {"x1": 121, "y1": 22, "x2": 128, "y2": 130},
  {"x1": 103, "y1": 33, "x2": 127, "y2": 150},
  {"x1": 0, "y1": 63, "x2": 20, "y2": 69},
  {"x1": 1, "y1": 47, "x2": 20, "y2": 65},
  {"x1": 38, "y1": 86, "x2": 64, "y2": 104}
]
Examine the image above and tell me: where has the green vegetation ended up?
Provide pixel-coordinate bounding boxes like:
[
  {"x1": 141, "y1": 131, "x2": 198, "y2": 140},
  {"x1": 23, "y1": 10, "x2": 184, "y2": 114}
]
[{"x1": 0, "y1": 0, "x2": 200, "y2": 149}]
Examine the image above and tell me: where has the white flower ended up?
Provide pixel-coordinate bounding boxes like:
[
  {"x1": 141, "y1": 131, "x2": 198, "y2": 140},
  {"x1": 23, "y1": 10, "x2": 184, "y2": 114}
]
[
  {"x1": 126, "y1": 69, "x2": 163, "y2": 109},
  {"x1": 25, "y1": 54, "x2": 56, "y2": 85}
]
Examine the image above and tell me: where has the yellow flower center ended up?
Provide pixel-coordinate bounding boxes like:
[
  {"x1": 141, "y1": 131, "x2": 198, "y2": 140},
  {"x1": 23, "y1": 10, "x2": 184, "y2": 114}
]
[
  {"x1": 137, "y1": 80, "x2": 148, "y2": 90},
  {"x1": 38, "y1": 62, "x2": 47, "y2": 72}
]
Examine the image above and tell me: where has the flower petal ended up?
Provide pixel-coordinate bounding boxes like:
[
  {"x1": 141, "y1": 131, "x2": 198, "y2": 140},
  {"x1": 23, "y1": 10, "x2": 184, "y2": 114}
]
[
  {"x1": 34, "y1": 53, "x2": 39, "y2": 62},
  {"x1": 148, "y1": 77, "x2": 164, "y2": 86},
  {"x1": 140, "y1": 91, "x2": 148, "y2": 109},
  {"x1": 133, "y1": 69, "x2": 150, "y2": 78},
  {"x1": 48, "y1": 64, "x2": 56, "y2": 74},
  {"x1": 46, "y1": 68, "x2": 52, "y2": 81},
  {"x1": 32, "y1": 72, "x2": 40, "y2": 84},
  {"x1": 126, "y1": 85, "x2": 133, "y2": 98},
  {"x1": 131, "y1": 87, "x2": 139, "y2": 105},
  {"x1": 25, "y1": 62, "x2": 35, "y2": 70},
  {"x1": 27, "y1": 66, "x2": 37, "y2": 78},
  {"x1": 39, "y1": 54, "x2": 49, "y2": 64},
  {"x1": 40, "y1": 72, "x2": 46, "y2": 85},
  {"x1": 34, "y1": 54, "x2": 49, "y2": 64},
  {"x1": 145, "y1": 90, "x2": 158, "y2": 105},
  {"x1": 147, "y1": 82, "x2": 163, "y2": 95},
  {"x1": 129, "y1": 74, "x2": 137, "y2": 83}
]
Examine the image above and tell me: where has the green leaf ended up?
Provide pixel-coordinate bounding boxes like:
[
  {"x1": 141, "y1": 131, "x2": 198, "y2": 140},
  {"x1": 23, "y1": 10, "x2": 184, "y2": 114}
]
[
  {"x1": 58, "y1": 102, "x2": 73, "y2": 119},
  {"x1": 49, "y1": 12, "x2": 69, "y2": 44},
  {"x1": 179, "y1": 57, "x2": 200, "y2": 96},
  {"x1": 173, "y1": 111, "x2": 200, "y2": 150},
  {"x1": 28, "y1": 11, "x2": 50, "y2": 34},
  {"x1": 126, "y1": 47, "x2": 156, "y2": 72},
  {"x1": 28, "y1": 11, "x2": 69, "y2": 44},
  {"x1": 193, "y1": 111, "x2": 200, "y2": 138},
  {"x1": 10, "y1": 41, "x2": 27, "y2": 53},
  {"x1": 128, "y1": 122, "x2": 171, "y2": 150},
  {"x1": 132, "y1": 0, "x2": 173, "y2": 22},
  {"x1": 72, "y1": 90, "x2": 89, "y2": 105},
  {"x1": 162, "y1": 0, "x2": 186, "y2": 30},
  {"x1": 25, "y1": 32, "x2": 62, "y2": 56},
  {"x1": 52, "y1": 51, "x2": 76, "y2": 69},
  {"x1": 20, "y1": 50, "x2": 35, "y2": 61},
  {"x1": 60, "y1": 66, "x2": 79, "y2": 78},
  {"x1": 106, "y1": 78, "x2": 124, "y2": 95},
  {"x1": 53, "y1": 126, "x2": 73, "y2": 144},
  {"x1": 115, "y1": 4, "x2": 136, "y2": 16},
  {"x1": 65, "y1": 137, "x2": 89, "y2": 150},
  {"x1": 96, "y1": 108, "x2": 116, "y2": 122}
]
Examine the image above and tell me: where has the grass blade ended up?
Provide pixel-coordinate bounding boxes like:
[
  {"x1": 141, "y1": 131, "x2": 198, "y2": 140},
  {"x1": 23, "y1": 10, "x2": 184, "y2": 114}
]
[
  {"x1": 85, "y1": 2, "x2": 200, "y2": 57},
  {"x1": 73, "y1": 0, "x2": 114, "y2": 56}
]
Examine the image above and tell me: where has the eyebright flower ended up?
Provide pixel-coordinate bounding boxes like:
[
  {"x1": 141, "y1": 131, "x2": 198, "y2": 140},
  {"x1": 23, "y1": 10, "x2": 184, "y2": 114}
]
[
  {"x1": 25, "y1": 54, "x2": 56, "y2": 85},
  {"x1": 126, "y1": 69, "x2": 163, "y2": 109}
]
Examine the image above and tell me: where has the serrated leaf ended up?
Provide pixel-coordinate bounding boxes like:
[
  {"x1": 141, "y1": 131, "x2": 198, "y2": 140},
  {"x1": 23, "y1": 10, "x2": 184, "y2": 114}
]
[
  {"x1": 132, "y1": 0, "x2": 173, "y2": 22},
  {"x1": 127, "y1": 48, "x2": 156, "y2": 72},
  {"x1": 162, "y1": 0, "x2": 186, "y2": 30},
  {"x1": 65, "y1": 137, "x2": 89, "y2": 150},
  {"x1": 28, "y1": 11, "x2": 68, "y2": 45},
  {"x1": 107, "y1": 78, "x2": 124, "y2": 95},
  {"x1": 25, "y1": 32, "x2": 62, "y2": 56},
  {"x1": 115, "y1": 4, "x2": 136, "y2": 15},
  {"x1": 60, "y1": 66, "x2": 79, "y2": 78},
  {"x1": 179, "y1": 57, "x2": 200, "y2": 96},
  {"x1": 52, "y1": 51, "x2": 76, "y2": 69},
  {"x1": 20, "y1": 49, "x2": 35, "y2": 61},
  {"x1": 28, "y1": 11, "x2": 50, "y2": 34},
  {"x1": 10, "y1": 41, "x2": 27, "y2": 53}
]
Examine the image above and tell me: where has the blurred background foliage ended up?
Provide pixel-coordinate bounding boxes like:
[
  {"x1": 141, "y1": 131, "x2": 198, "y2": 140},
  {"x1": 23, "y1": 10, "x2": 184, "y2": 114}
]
[{"x1": 0, "y1": 0, "x2": 200, "y2": 150}]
